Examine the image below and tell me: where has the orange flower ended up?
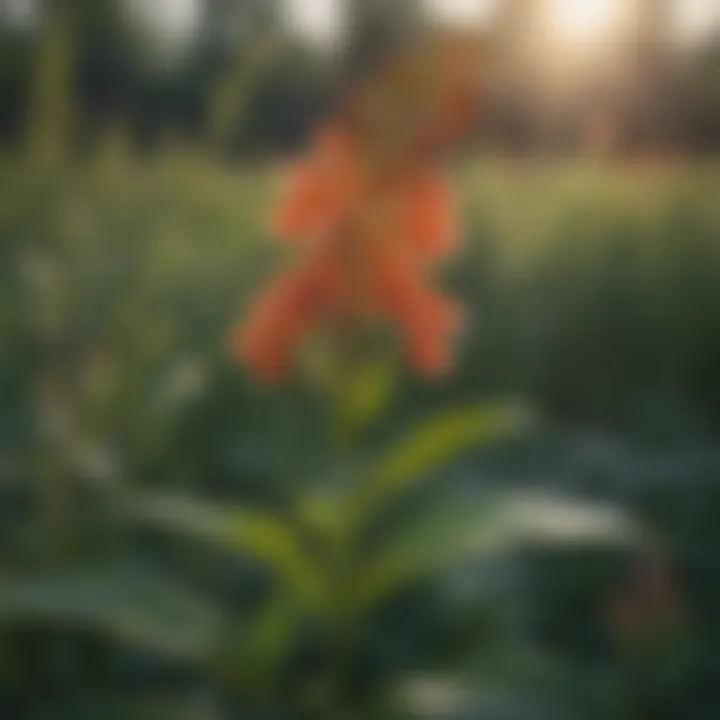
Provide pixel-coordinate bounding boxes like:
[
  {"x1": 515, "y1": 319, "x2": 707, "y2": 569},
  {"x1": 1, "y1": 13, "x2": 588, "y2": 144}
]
[
  {"x1": 236, "y1": 157, "x2": 461, "y2": 380},
  {"x1": 371, "y1": 256, "x2": 462, "y2": 375},
  {"x1": 233, "y1": 35, "x2": 480, "y2": 382},
  {"x1": 391, "y1": 171, "x2": 458, "y2": 260},
  {"x1": 273, "y1": 125, "x2": 361, "y2": 243},
  {"x1": 231, "y1": 255, "x2": 344, "y2": 381}
]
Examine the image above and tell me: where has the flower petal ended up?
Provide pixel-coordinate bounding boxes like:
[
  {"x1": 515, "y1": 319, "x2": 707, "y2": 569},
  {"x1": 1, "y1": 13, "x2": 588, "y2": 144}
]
[
  {"x1": 398, "y1": 171, "x2": 458, "y2": 259},
  {"x1": 232, "y1": 257, "x2": 343, "y2": 381},
  {"x1": 371, "y1": 258, "x2": 462, "y2": 375},
  {"x1": 273, "y1": 125, "x2": 361, "y2": 242}
]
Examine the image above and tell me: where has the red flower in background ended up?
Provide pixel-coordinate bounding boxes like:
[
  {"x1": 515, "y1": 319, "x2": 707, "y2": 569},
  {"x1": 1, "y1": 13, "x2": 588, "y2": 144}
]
[{"x1": 232, "y1": 33, "x2": 481, "y2": 382}]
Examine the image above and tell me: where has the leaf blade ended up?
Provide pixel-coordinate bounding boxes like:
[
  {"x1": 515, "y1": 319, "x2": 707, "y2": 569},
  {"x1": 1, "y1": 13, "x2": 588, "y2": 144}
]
[
  {"x1": 0, "y1": 565, "x2": 221, "y2": 662},
  {"x1": 353, "y1": 493, "x2": 644, "y2": 616},
  {"x1": 354, "y1": 402, "x2": 533, "y2": 528},
  {"x1": 127, "y1": 492, "x2": 324, "y2": 604}
]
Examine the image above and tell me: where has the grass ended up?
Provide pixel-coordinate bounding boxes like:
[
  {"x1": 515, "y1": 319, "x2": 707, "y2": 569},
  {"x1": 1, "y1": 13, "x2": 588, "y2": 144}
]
[
  {"x1": 1, "y1": 155, "x2": 719, "y2": 477},
  {"x1": 1, "y1": 153, "x2": 720, "y2": 717}
]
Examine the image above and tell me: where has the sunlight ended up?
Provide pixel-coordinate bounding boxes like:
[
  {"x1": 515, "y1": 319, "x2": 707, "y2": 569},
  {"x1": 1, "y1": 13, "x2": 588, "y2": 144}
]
[
  {"x1": 279, "y1": 0, "x2": 720, "y2": 53},
  {"x1": 284, "y1": 0, "x2": 345, "y2": 47},
  {"x1": 424, "y1": 0, "x2": 499, "y2": 27},
  {"x1": 672, "y1": 0, "x2": 720, "y2": 45},
  {"x1": 1, "y1": 0, "x2": 41, "y2": 31},
  {"x1": 163, "y1": 0, "x2": 202, "y2": 40},
  {"x1": 546, "y1": 0, "x2": 624, "y2": 43},
  {"x1": 125, "y1": 0, "x2": 202, "y2": 46}
]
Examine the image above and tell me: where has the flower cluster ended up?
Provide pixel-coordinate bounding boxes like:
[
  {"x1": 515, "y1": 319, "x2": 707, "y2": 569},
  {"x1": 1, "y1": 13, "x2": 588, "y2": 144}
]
[{"x1": 233, "y1": 33, "x2": 481, "y2": 382}]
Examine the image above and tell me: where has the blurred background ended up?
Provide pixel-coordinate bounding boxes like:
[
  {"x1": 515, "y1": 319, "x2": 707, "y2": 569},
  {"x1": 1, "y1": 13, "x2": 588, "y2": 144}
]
[{"x1": 1, "y1": 0, "x2": 720, "y2": 718}]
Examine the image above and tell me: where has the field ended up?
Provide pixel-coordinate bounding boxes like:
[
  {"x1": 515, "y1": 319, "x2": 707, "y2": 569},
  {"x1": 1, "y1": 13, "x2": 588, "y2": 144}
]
[{"x1": 1, "y1": 155, "x2": 720, "y2": 717}]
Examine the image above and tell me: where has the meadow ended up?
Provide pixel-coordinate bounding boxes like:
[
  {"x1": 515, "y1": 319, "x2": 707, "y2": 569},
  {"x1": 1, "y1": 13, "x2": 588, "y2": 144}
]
[{"x1": 1, "y1": 154, "x2": 719, "y2": 718}]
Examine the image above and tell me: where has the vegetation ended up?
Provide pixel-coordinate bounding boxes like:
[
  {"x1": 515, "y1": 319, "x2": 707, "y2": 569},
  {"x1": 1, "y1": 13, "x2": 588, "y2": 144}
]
[
  {"x1": 1, "y1": 154, "x2": 719, "y2": 717},
  {"x1": 2, "y1": 2, "x2": 719, "y2": 717}
]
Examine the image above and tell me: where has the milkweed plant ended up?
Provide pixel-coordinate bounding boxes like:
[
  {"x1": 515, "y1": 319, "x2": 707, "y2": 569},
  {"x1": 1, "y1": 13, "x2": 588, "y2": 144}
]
[
  {"x1": 215, "y1": 29, "x2": 641, "y2": 718},
  {"x1": 0, "y1": 29, "x2": 647, "y2": 720}
]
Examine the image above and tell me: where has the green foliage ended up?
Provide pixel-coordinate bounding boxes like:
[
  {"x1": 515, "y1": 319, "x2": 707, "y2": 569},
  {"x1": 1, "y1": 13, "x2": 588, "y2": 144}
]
[
  {"x1": 0, "y1": 566, "x2": 221, "y2": 661},
  {"x1": 334, "y1": 359, "x2": 397, "y2": 443},
  {"x1": 207, "y1": 34, "x2": 283, "y2": 153},
  {"x1": 355, "y1": 403, "x2": 533, "y2": 528},
  {"x1": 27, "y1": 10, "x2": 76, "y2": 165},
  {"x1": 1, "y1": 158, "x2": 719, "y2": 717},
  {"x1": 128, "y1": 492, "x2": 324, "y2": 604}
]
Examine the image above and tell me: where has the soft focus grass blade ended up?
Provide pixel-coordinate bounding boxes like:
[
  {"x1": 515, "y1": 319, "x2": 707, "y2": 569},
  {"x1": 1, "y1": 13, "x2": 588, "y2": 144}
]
[
  {"x1": 354, "y1": 403, "x2": 533, "y2": 527},
  {"x1": 220, "y1": 594, "x2": 309, "y2": 695},
  {"x1": 354, "y1": 494, "x2": 643, "y2": 616},
  {"x1": 0, "y1": 566, "x2": 221, "y2": 662},
  {"x1": 128, "y1": 493, "x2": 324, "y2": 603}
]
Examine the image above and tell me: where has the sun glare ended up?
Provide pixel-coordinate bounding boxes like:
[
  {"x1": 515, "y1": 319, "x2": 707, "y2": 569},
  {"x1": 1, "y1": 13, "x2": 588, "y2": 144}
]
[
  {"x1": 672, "y1": 0, "x2": 720, "y2": 44},
  {"x1": 284, "y1": 0, "x2": 344, "y2": 47},
  {"x1": 424, "y1": 0, "x2": 499, "y2": 27},
  {"x1": 125, "y1": 0, "x2": 202, "y2": 46},
  {"x1": 281, "y1": 0, "x2": 720, "y2": 52},
  {"x1": 546, "y1": 0, "x2": 624, "y2": 43}
]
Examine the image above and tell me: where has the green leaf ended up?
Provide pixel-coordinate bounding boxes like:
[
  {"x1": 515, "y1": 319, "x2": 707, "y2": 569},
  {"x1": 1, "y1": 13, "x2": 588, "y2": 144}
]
[
  {"x1": 353, "y1": 493, "x2": 643, "y2": 616},
  {"x1": 127, "y1": 493, "x2": 324, "y2": 604},
  {"x1": 353, "y1": 403, "x2": 533, "y2": 529},
  {"x1": 0, "y1": 565, "x2": 221, "y2": 662},
  {"x1": 220, "y1": 594, "x2": 309, "y2": 694},
  {"x1": 208, "y1": 33, "x2": 282, "y2": 150}
]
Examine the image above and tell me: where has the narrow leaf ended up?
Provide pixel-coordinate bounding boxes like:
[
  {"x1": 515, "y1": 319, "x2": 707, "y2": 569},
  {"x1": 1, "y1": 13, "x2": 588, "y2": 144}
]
[
  {"x1": 354, "y1": 403, "x2": 532, "y2": 527},
  {"x1": 353, "y1": 493, "x2": 643, "y2": 616},
  {"x1": 0, "y1": 566, "x2": 221, "y2": 662},
  {"x1": 127, "y1": 493, "x2": 324, "y2": 603}
]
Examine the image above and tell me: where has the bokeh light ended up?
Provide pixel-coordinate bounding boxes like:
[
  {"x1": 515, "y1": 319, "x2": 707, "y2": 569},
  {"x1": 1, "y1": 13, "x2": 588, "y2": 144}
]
[
  {"x1": 671, "y1": 0, "x2": 720, "y2": 45},
  {"x1": 545, "y1": 0, "x2": 626, "y2": 44},
  {"x1": 284, "y1": 0, "x2": 346, "y2": 47},
  {"x1": 424, "y1": 0, "x2": 499, "y2": 27}
]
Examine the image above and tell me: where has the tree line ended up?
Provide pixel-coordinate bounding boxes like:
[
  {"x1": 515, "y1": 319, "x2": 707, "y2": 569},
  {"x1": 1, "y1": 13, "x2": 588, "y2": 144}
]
[{"x1": 1, "y1": 0, "x2": 718, "y2": 159}]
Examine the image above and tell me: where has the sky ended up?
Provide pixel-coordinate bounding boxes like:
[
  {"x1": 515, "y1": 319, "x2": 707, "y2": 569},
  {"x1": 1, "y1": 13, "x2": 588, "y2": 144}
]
[
  {"x1": 424, "y1": 0, "x2": 499, "y2": 26},
  {"x1": 286, "y1": 0, "x2": 720, "y2": 46},
  {"x1": 671, "y1": 0, "x2": 720, "y2": 43},
  {"x1": 1, "y1": 0, "x2": 719, "y2": 49},
  {"x1": 281, "y1": 0, "x2": 345, "y2": 47},
  {"x1": 0, "y1": 0, "x2": 40, "y2": 30},
  {"x1": 125, "y1": 0, "x2": 203, "y2": 47}
]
